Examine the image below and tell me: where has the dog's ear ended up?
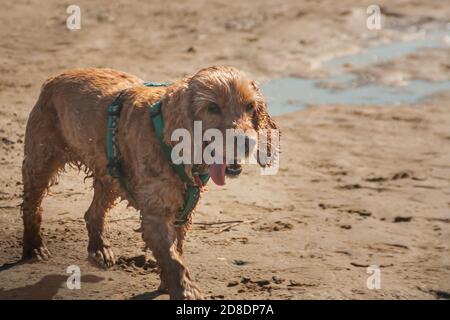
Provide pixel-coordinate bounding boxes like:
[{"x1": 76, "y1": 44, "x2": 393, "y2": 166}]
[{"x1": 251, "y1": 81, "x2": 280, "y2": 168}]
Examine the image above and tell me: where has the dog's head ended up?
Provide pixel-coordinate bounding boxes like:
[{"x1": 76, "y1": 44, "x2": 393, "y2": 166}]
[{"x1": 163, "y1": 66, "x2": 279, "y2": 185}]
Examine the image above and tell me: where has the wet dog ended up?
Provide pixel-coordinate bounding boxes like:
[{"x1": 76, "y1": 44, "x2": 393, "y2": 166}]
[{"x1": 21, "y1": 66, "x2": 278, "y2": 299}]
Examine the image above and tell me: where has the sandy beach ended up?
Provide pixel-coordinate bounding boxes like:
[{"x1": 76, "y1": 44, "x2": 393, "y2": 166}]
[{"x1": 0, "y1": 0, "x2": 449, "y2": 299}]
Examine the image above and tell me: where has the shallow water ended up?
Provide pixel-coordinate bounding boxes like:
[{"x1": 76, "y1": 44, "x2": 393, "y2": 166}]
[
  {"x1": 263, "y1": 77, "x2": 450, "y2": 116},
  {"x1": 262, "y1": 30, "x2": 450, "y2": 116}
]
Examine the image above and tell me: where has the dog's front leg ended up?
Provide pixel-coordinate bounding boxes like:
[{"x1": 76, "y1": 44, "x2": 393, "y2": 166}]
[
  {"x1": 157, "y1": 225, "x2": 189, "y2": 293},
  {"x1": 141, "y1": 211, "x2": 202, "y2": 300}
]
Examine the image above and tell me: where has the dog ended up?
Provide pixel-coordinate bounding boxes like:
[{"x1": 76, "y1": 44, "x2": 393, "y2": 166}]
[{"x1": 21, "y1": 66, "x2": 279, "y2": 299}]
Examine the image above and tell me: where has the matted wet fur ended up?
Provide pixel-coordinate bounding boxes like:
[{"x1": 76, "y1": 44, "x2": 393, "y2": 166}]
[{"x1": 20, "y1": 66, "x2": 278, "y2": 299}]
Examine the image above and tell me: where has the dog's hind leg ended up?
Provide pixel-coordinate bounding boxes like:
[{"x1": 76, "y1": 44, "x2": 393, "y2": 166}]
[
  {"x1": 84, "y1": 178, "x2": 118, "y2": 268},
  {"x1": 21, "y1": 104, "x2": 66, "y2": 261},
  {"x1": 22, "y1": 155, "x2": 65, "y2": 261}
]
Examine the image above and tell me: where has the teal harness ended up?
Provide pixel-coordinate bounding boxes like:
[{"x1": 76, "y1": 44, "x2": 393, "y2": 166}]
[{"x1": 106, "y1": 82, "x2": 209, "y2": 226}]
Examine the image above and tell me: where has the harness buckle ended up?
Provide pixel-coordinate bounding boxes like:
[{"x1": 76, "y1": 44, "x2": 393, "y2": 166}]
[{"x1": 108, "y1": 103, "x2": 121, "y2": 116}]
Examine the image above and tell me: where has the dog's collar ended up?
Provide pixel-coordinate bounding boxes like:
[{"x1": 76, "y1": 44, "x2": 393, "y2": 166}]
[{"x1": 106, "y1": 82, "x2": 209, "y2": 227}]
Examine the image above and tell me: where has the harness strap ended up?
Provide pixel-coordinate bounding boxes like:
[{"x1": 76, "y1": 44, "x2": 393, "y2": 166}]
[
  {"x1": 147, "y1": 89, "x2": 209, "y2": 226},
  {"x1": 106, "y1": 82, "x2": 209, "y2": 227},
  {"x1": 106, "y1": 90, "x2": 136, "y2": 203},
  {"x1": 148, "y1": 100, "x2": 193, "y2": 184}
]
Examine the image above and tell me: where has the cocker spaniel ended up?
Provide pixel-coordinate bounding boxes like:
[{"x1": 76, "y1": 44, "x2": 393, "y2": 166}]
[{"x1": 21, "y1": 66, "x2": 279, "y2": 299}]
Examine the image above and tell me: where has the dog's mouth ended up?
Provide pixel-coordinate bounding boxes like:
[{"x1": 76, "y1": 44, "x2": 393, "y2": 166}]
[
  {"x1": 203, "y1": 142, "x2": 244, "y2": 186},
  {"x1": 208, "y1": 162, "x2": 242, "y2": 186}
]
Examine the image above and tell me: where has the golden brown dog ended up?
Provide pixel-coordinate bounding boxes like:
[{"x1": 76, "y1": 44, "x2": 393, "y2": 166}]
[{"x1": 21, "y1": 66, "x2": 278, "y2": 299}]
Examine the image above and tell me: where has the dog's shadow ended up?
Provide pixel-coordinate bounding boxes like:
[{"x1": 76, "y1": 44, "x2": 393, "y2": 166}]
[
  {"x1": 130, "y1": 290, "x2": 165, "y2": 300},
  {"x1": 0, "y1": 268, "x2": 104, "y2": 300},
  {"x1": 0, "y1": 260, "x2": 163, "y2": 300},
  {"x1": 0, "y1": 260, "x2": 23, "y2": 272}
]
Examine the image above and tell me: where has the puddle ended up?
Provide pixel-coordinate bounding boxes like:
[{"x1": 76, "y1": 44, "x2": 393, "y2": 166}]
[
  {"x1": 324, "y1": 31, "x2": 448, "y2": 73},
  {"x1": 262, "y1": 29, "x2": 450, "y2": 116},
  {"x1": 263, "y1": 77, "x2": 450, "y2": 116}
]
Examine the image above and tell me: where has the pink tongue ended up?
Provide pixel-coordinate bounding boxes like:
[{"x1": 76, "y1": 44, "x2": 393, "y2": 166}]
[{"x1": 209, "y1": 163, "x2": 226, "y2": 186}]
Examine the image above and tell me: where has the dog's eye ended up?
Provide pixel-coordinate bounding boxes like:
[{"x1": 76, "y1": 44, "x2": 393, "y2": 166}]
[
  {"x1": 208, "y1": 103, "x2": 221, "y2": 114},
  {"x1": 246, "y1": 103, "x2": 254, "y2": 113}
]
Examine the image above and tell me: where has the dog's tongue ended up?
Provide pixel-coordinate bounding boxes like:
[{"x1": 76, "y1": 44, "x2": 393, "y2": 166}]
[{"x1": 209, "y1": 163, "x2": 226, "y2": 186}]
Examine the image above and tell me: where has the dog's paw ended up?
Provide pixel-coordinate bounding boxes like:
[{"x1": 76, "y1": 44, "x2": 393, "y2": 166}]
[
  {"x1": 179, "y1": 281, "x2": 203, "y2": 300},
  {"x1": 22, "y1": 244, "x2": 51, "y2": 262},
  {"x1": 183, "y1": 282, "x2": 203, "y2": 300},
  {"x1": 88, "y1": 246, "x2": 116, "y2": 269}
]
